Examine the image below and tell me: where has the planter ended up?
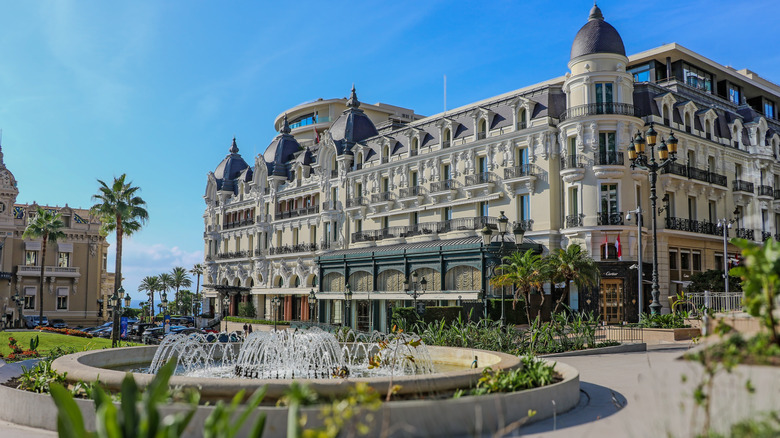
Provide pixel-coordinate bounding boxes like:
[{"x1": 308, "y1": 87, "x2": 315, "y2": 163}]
[{"x1": 643, "y1": 327, "x2": 701, "y2": 342}]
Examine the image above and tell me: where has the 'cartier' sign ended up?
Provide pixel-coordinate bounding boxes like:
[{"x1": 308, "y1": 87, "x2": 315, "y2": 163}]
[{"x1": 603, "y1": 271, "x2": 619, "y2": 276}]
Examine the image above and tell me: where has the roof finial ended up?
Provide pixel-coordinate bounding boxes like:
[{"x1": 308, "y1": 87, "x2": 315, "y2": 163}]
[
  {"x1": 229, "y1": 136, "x2": 239, "y2": 154},
  {"x1": 281, "y1": 113, "x2": 291, "y2": 134},
  {"x1": 589, "y1": 3, "x2": 603, "y2": 21},
  {"x1": 346, "y1": 84, "x2": 360, "y2": 109}
]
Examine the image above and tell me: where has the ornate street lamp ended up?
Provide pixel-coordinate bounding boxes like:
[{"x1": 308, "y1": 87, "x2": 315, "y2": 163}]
[
  {"x1": 109, "y1": 288, "x2": 121, "y2": 347},
  {"x1": 13, "y1": 291, "x2": 22, "y2": 328},
  {"x1": 717, "y1": 218, "x2": 736, "y2": 296},
  {"x1": 404, "y1": 272, "x2": 427, "y2": 314},
  {"x1": 626, "y1": 206, "x2": 644, "y2": 320},
  {"x1": 308, "y1": 289, "x2": 317, "y2": 322},
  {"x1": 124, "y1": 294, "x2": 131, "y2": 309},
  {"x1": 482, "y1": 211, "x2": 527, "y2": 327},
  {"x1": 628, "y1": 122, "x2": 678, "y2": 315},
  {"x1": 344, "y1": 282, "x2": 353, "y2": 327},
  {"x1": 272, "y1": 296, "x2": 282, "y2": 331},
  {"x1": 97, "y1": 298, "x2": 104, "y2": 318}
]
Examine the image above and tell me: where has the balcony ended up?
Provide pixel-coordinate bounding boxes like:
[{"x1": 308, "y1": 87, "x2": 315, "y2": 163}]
[
  {"x1": 399, "y1": 185, "x2": 426, "y2": 198},
  {"x1": 345, "y1": 196, "x2": 368, "y2": 209},
  {"x1": 212, "y1": 251, "x2": 251, "y2": 260},
  {"x1": 594, "y1": 152, "x2": 625, "y2": 178},
  {"x1": 660, "y1": 164, "x2": 727, "y2": 187},
  {"x1": 733, "y1": 180, "x2": 754, "y2": 193},
  {"x1": 322, "y1": 201, "x2": 338, "y2": 211},
  {"x1": 761, "y1": 231, "x2": 772, "y2": 241},
  {"x1": 268, "y1": 243, "x2": 318, "y2": 255},
  {"x1": 351, "y1": 217, "x2": 500, "y2": 244},
  {"x1": 476, "y1": 132, "x2": 486, "y2": 140},
  {"x1": 757, "y1": 185, "x2": 774, "y2": 198},
  {"x1": 431, "y1": 179, "x2": 457, "y2": 193},
  {"x1": 503, "y1": 164, "x2": 538, "y2": 194},
  {"x1": 223, "y1": 218, "x2": 255, "y2": 230},
  {"x1": 775, "y1": 189, "x2": 780, "y2": 200},
  {"x1": 560, "y1": 155, "x2": 586, "y2": 182},
  {"x1": 661, "y1": 162, "x2": 687, "y2": 177},
  {"x1": 664, "y1": 217, "x2": 719, "y2": 235},
  {"x1": 558, "y1": 103, "x2": 640, "y2": 122},
  {"x1": 330, "y1": 170, "x2": 338, "y2": 179},
  {"x1": 516, "y1": 121, "x2": 527, "y2": 131},
  {"x1": 597, "y1": 212, "x2": 624, "y2": 226},
  {"x1": 380, "y1": 157, "x2": 389, "y2": 164},
  {"x1": 17, "y1": 265, "x2": 80, "y2": 278},
  {"x1": 565, "y1": 215, "x2": 583, "y2": 228},
  {"x1": 370, "y1": 191, "x2": 395, "y2": 211},
  {"x1": 275, "y1": 205, "x2": 319, "y2": 220},
  {"x1": 736, "y1": 228, "x2": 755, "y2": 240},
  {"x1": 464, "y1": 172, "x2": 497, "y2": 196},
  {"x1": 409, "y1": 149, "x2": 418, "y2": 157},
  {"x1": 442, "y1": 141, "x2": 451, "y2": 149}
]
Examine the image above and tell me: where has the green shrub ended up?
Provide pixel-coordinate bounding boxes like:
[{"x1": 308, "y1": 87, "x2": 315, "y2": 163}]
[
  {"x1": 391, "y1": 307, "x2": 419, "y2": 331},
  {"x1": 422, "y1": 306, "x2": 461, "y2": 325},
  {"x1": 487, "y1": 299, "x2": 528, "y2": 325},
  {"x1": 637, "y1": 312, "x2": 690, "y2": 329},
  {"x1": 471, "y1": 355, "x2": 557, "y2": 396},
  {"x1": 224, "y1": 316, "x2": 283, "y2": 325},
  {"x1": 238, "y1": 301, "x2": 257, "y2": 318}
]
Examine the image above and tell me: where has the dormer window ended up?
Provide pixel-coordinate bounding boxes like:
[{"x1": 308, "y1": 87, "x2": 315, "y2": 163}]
[
  {"x1": 517, "y1": 108, "x2": 527, "y2": 130},
  {"x1": 382, "y1": 145, "x2": 390, "y2": 164},
  {"x1": 684, "y1": 113, "x2": 692, "y2": 133},
  {"x1": 442, "y1": 128, "x2": 451, "y2": 149},
  {"x1": 477, "y1": 119, "x2": 487, "y2": 140},
  {"x1": 355, "y1": 152, "x2": 363, "y2": 170},
  {"x1": 662, "y1": 105, "x2": 670, "y2": 125}
]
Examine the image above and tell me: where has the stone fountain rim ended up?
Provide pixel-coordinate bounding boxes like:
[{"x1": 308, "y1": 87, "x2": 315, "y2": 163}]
[{"x1": 52, "y1": 344, "x2": 522, "y2": 400}]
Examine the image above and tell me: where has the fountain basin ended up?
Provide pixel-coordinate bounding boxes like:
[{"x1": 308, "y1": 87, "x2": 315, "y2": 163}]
[{"x1": 52, "y1": 345, "x2": 521, "y2": 401}]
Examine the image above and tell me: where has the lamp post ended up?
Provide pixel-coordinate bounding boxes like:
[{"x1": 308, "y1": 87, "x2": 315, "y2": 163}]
[
  {"x1": 481, "y1": 211, "x2": 526, "y2": 327},
  {"x1": 308, "y1": 289, "x2": 317, "y2": 323},
  {"x1": 110, "y1": 286, "x2": 123, "y2": 347},
  {"x1": 626, "y1": 206, "x2": 644, "y2": 320},
  {"x1": 97, "y1": 298, "x2": 104, "y2": 319},
  {"x1": 12, "y1": 291, "x2": 22, "y2": 328},
  {"x1": 222, "y1": 295, "x2": 229, "y2": 331},
  {"x1": 344, "y1": 283, "x2": 353, "y2": 328},
  {"x1": 272, "y1": 296, "x2": 281, "y2": 331},
  {"x1": 628, "y1": 122, "x2": 678, "y2": 315},
  {"x1": 404, "y1": 272, "x2": 427, "y2": 314},
  {"x1": 717, "y1": 218, "x2": 735, "y2": 295}
]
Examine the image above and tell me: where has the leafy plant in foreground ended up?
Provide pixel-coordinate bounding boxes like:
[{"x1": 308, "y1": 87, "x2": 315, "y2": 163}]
[{"x1": 471, "y1": 355, "x2": 558, "y2": 396}]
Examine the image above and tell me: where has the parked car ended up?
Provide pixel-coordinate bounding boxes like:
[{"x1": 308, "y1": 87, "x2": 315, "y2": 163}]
[
  {"x1": 49, "y1": 318, "x2": 68, "y2": 329},
  {"x1": 24, "y1": 315, "x2": 49, "y2": 328},
  {"x1": 83, "y1": 322, "x2": 112, "y2": 334},
  {"x1": 94, "y1": 327, "x2": 113, "y2": 338},
  {"x1": 130, "y1": 322, "x2": 157, "y2": 338},
  {"x1": 142, "y1": 327, "x2": 166, "y2": 345}
]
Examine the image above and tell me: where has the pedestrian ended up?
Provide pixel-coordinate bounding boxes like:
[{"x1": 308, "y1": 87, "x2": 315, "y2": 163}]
[
  {"x1": 243, "y1": 323, "x2": 248, "y2": 336},
  {"x1": 248, "y1": 324, "x2": 253, "y2": 334}
]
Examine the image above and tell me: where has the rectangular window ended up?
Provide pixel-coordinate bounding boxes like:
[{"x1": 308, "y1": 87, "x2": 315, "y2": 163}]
[
  {"x1": 355, "y1": 220, "x2": 362, "y2": 233},
  {"x1": 762, "y1": 210, "x2": 768, "y2": 232},
  {"x1": 24, "y1": 287, "x2": 35, "y2": 310},
  {"x1": 411, "y1": 172, "x2": 418, "y2": 187},
  {"x1": 598, "y1": 132, "x2": 617, "y2": 163},
  {"x1": 25, "y1": 251, "x2": 38, "y2": 266},
  {"x1": 443, "y1": 207, "x2": 452, "y2": 221},
  {"x1": 411, "y1": 212, "x2": 419, "y2": 225},
  {"x1": 630, "y1": 64, "x2": 651, "y2": 82},
  {"x1": 735, "y1": 163, "x2": 742, "y2": 180},
  {"x1": 570, "y1": 187, "x2": 579, "y2": 216},
  {"x1": 276, "y1": 230, "x2": 282, "y2": 246},
  {"x1": 478, "y1": 201, "x2": 488, "y2": 217},
  {"x1": 669, "y1": 250, "x2": 678, "y2": 270},
  {"x1": 382, "y1": 217, "x2": 389, "y2": 229},
  {"x1": 382, "y1": 178, "x2": 389, "y2": 192},
  {"x1": 569, "y1": 137, "x2": 577, "y2": 159},
  {"x1": 292, "y1": 228, "x2": 299, "y2": 245},
  {"x1": 478, "y1": 156, "x2": 487, "y2": 173},
  {"x1": 715, "y1": 253, "x2": 724, "y2": 271},
  {"x1": 517, "y1": 148, "x2": 528, "y2": 165},
  {"x1": 443, "y1": 164, "x2": 451, "y2": 181},
  {"x1": 56, "y1": 287, "x2": 68, "y2": 310},
  {"x1": 688, "y1": 197, "x2": 697, "y2": 221},
  {"x1": 600, "y1": 184, "x2": 618, "y2": 215},
  {"x1": 58, "y1": 252, "x2": 70, "y2": 268},
  {"x1": 692, "y1": 252, "x2": 702, "y2": 271},
  {"x1": 680, "y1": 251, "x2": 690, "y2": 271},
  {"x1": 765, "y1": 101, "x2": 776, "y2": 119},
  {"x1": 708, "y1": 201, "x2": 717, "y2": 224},
  {"x1": 595, "y1": 82, "x2": 614, "y2": 105},
  {"x1": 728, "y1": 84, "x2": 741, "y2": 105},
  {"x1": 518, "y1": 195, "x2": 530, "y2": 221},
  {"x1": 682, "y1": 63, "x2": 712, "y2": 93}
]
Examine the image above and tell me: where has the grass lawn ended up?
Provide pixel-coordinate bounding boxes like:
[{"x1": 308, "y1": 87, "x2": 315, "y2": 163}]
[{"x1": 0, "y1": 331, "x2": 141, "y2": 357}]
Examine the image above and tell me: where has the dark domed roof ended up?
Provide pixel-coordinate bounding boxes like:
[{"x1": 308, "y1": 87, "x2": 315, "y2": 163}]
[
  {"x1": 263, "y1": 114, "x2": 302, "y2": 177},
  {"x1": 214, "y1": 137, "x2": 250, "y2": 192},
  {"x1": 570, "y1": 5, "x2": 625, "y2": 60},
  {"x1": 329, "y1": 86, "x2": 378, "y2": 154}
]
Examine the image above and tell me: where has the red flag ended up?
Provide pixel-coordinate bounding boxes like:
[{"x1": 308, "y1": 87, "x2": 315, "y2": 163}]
[
  {"x1": 616, "y1": 234, "x2": 622, "y2": 261},
  {"x1": 313, "y1": 127, "x2": 320, "y2": 144}
]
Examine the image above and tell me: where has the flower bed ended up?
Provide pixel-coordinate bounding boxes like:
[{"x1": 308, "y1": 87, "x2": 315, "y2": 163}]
[
  {"x1": 35, "y1": 327, "x2": 93, "y2": 339},
  {"x1": 0, "y1": 336, "x2": 40, "y2": 362}
]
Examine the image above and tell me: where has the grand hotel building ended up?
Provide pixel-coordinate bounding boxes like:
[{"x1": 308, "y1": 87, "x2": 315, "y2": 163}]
[{"x1": 202, "y1": 5, "x2": 780, "y2": 328}]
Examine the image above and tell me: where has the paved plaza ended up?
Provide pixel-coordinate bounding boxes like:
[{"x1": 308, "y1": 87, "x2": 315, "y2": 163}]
[{"x1": 1, "y1": 342, "x2": 779, "y2": 437}]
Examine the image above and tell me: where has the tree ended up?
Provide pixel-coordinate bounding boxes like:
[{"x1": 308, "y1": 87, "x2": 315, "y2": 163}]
[
  {"x1": 490, "y1": 249, "x2": 549, "y2": 324},
  {"x1": 91, "y1": 174, "x2": 148, "y2": 345},
  {"x1": 139, "y1": 276, "x2": 161, "y2": 322},
  {"x1": 170, "y1": 267, "x2": 192, "y2": 315},
  {"x1": 547, "y1": 244, "x2": 600, "y2": 314},
  {"x1": 686, "y1": 269, "x2": 742, "y2": 294},
  {"x1": 158, "y1": 273, "x2": 173, "y2": 314},
  {"x1": 22, "y1": 207, "x2": 66, "y2": 323},
  {"x1": 190, "y1": 264, "x2": 204, "y2": 316},
  {"x1": 730, "y1": 238, "x2": 780, "y2": 346}
]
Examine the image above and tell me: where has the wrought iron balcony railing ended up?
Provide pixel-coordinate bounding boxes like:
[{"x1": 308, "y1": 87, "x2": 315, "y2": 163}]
[
  {"x1": 346, "y1": 196, "x2": 368, "y2": 208},
  {"x1": 504, "y1": 164, "x2": 537, "y2": 179},
  {"x1": 431, "y1": 179, "x2": 458, "y2": 192},
  {"x1": 465, "y1": 172, "x2": 497, "y2": 185},
  {"x1": 664, "y1": 217, "x2": 719, "y2": 235},
  {"x1": 214, "y1": 251, "x2": 251, "y2": 260},
  {"x1": 761, "y1": 231, "x2": 772, "y2": 241},
  {"x1": 223, "y1": 218, "x2": 255, "y2": 229},
  {"x1": 559, "y1": 103, "x2": 640, "y2": 122},
  {"x1": 476, "y1": 132, "x2": 486, "y2": 140},
  {"x1": 399, "y1": 185, "x2": 426, "y2": 198},
  {"x1": 736, "y1": 228, "x2": 755, "y2": 240},
  {"x1": 597, "y1": 212, "x2": 624, "y2": 226},
  {"x1": 733, "y1": 180, "x2": 754, "y2": 193},
  {"x1": 561, "y1": 155, "x2": 586, "y2": 170},
  {"x1": 371, "y1": 191, "x2": 394, "y2": 203},
  {"x1": 758, "y1": 185, "x2": 774, "y2": 197},
  {"x1": 595, "y1": 152, "x2": 624, "y2": 166},
  {"x1": 565, "y1": 215, "x2": 583, "y2": 228},
  {"x1": 660, "y1": 163, "x2": 727, "y2": 187},
  {"x1": 275, "y1": 205, "x2": 319, "y2": 220}
]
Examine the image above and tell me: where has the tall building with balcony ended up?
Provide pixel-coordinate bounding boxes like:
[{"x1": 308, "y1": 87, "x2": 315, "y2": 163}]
[
  {"x1": 203, "y1": 5, "x2": 780, "y2": 326},
  {"x1": 0, "y1": 146, "x2": 111, "y2": 327}
]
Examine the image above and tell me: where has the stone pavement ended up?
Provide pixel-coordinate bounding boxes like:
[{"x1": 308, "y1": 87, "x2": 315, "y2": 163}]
[{"x1": 521, "y1": 343, "x2": 780, "y2": 437}]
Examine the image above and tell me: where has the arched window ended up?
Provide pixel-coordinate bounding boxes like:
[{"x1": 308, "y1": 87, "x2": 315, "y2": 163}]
[
  {"x1": 684, "y1": 113, "x2": 691, "y2": 133},
  {"x1": 411, "y1": 137, "x2": 419, "y2": 156},
  {"x1": 382, "y1": 145, "x2": 390, "y2": 163},
  {"x1": 518, "y1": 108, "x2": 527, "y2": 130},
  {"x1": 662, "y1": 105, "x2": 670, "y2": 125},
  {"x1": 442, "y1": 129, "x2": 451, "y2": 148},
  {"x1": 733, "y1": 128, "x2": 740, "y2": 148},
  {"x1": 705, "y1": 120, "x2": 712, "y2": 140},
  {"x1": 477, "y1": 119, "x2": 487, "y2": 140},
  {"x1": 355, "y1": 152, "x2": 363, "y2": 170}
]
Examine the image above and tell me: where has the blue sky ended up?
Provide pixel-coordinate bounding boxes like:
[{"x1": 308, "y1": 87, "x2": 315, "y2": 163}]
[{"x1": 1, "y1": 0, "x2": 778, "y2": 304}]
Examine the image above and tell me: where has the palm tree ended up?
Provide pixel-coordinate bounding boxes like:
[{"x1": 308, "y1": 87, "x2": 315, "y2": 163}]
[
  {"x1": 138, "y1": 276, "x2": 161, "y2": 322},
  {"x1": 190, "y1": 263, "x2": 204, "y2": 316},
  {"x1": 91, "y1": 174, "x2": 148, "y2": 344},
  {"x1": 22, "y1": 207, "x2": 66, "y2": 323},
  {"x1": 547, "y1": 244, "x2": 600, "y2": 314},
  {"x1": 491, "y1": 249, "x2": 549, "y2": 324},
  {"x1": 170, "y1": 267, "x2": 192, "y2": 315},
  {"x1": 158, "y1": 273, "x2": 173, "y2": 315}
]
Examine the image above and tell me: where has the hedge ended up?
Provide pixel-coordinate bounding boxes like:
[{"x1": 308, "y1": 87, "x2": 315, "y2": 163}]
[
  {"x1": 224, "y1": 316, "x2": 285, "y2": 325},
  {"x1": 238, "y1": 301, "x2": 257, "y2": 318}
]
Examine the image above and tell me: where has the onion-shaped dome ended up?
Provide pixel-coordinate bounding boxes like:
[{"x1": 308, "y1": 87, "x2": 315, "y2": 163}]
[
  {"x1": 214, "y1": 137, "x2": 249, "y2": 192},
  {"x1": 329, "y1": 85, "x2": 378, "y2": 154},
  {"x1": 570, "y1": 4, "x2": 626, "y2": 60},
  {"x1": 263, "y1": 114, "x2": 302, "y2": 177}
]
